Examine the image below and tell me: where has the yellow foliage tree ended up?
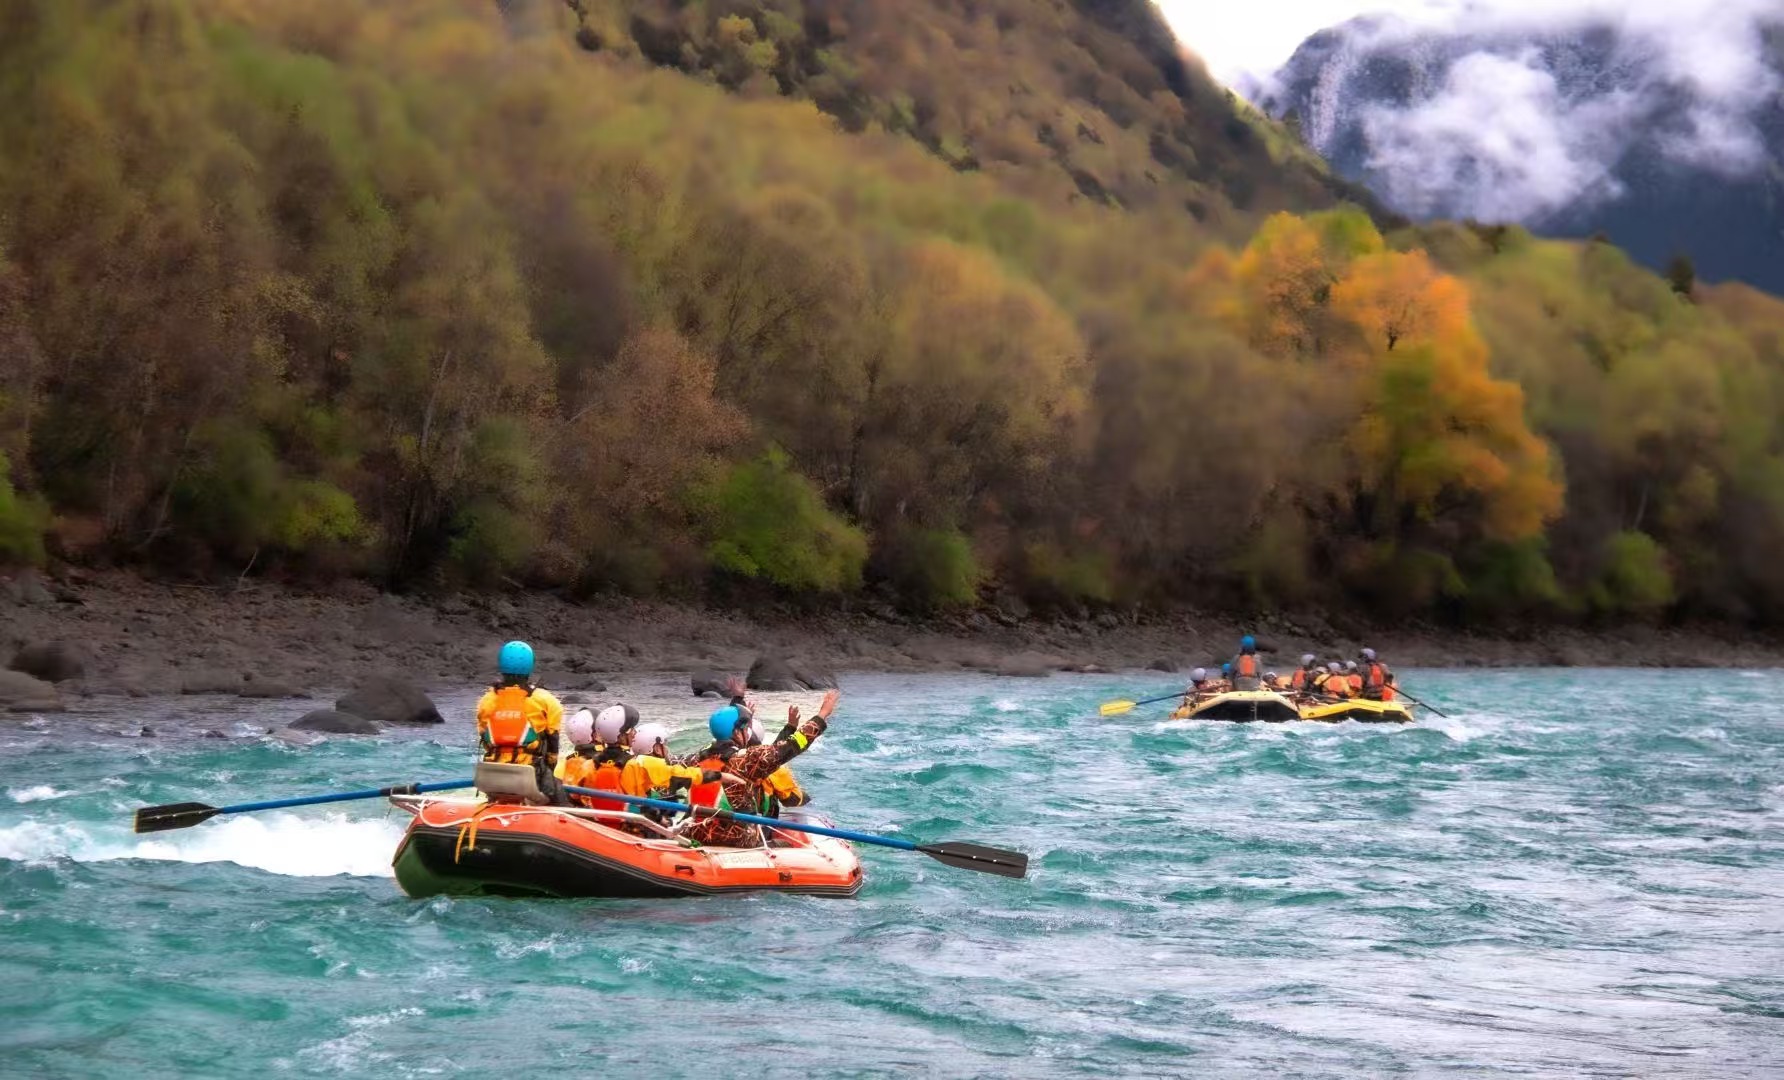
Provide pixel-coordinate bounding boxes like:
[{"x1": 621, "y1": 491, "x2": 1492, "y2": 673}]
[{"x1": 1330, "y1": 250, "x2": 1474, "y2": 356}]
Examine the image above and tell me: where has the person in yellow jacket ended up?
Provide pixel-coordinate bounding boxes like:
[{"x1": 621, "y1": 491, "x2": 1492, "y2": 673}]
[
  {"x1": 556, "y1": 704, "x2": 638, "y2": 783},
  {"x1": 476, "y1": 640, "x2": 564, "y2": 775},
  {"x1": 619, "y1": 723, "x2": 721, "y2": 799}
]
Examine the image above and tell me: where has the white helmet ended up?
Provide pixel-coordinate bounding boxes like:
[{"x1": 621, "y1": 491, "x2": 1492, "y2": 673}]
[
  {"x1": 629, "y1": 722, "x2": 669, "y2": 757},
  {"x1": 565, "y1": 708, "x2": 596, "y2": 747},
  {"x1": 747, "y1": 717, "x2": 766, "y2": 745},
  {"x1": 1191, "y1": 667, "x2": 1207, "y2": 681},
  {"x1": 595, "y1": 704, "x2": 637, "y2": 745},
  {"x1": 1300, "y1": 653, "x2": 1316, "y2": 667}
]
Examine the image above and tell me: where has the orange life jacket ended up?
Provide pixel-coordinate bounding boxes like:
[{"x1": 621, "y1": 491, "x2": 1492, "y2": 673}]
[
  {"x1": 1235, "y1": 654, "x2": 1259, "y2": 678},
  {"x1": 1347, "y1": 673, "x2": 1364, "y2": 693},
  {"x1": 1364, "y1": 662, "x2": 1387, "y2": 690},
  {"x1": 581, "y1": 757, "x2": 626, "y2": 811},
  {"x1": 1290, "y1": 668, "x2": 1309, "y2": 690},
  {"x1": 1380, "y1": 683, "x2": 1397, "y2": 702},
  {"x1": 692, "y1": 746, "x2": 780, "y2": 814},
  {"x1": 483, "y1": 684, "x2": 538, "y2": 764},
  {"x1": 686, "y1": 751, "x2": 727, "y2": 810}
]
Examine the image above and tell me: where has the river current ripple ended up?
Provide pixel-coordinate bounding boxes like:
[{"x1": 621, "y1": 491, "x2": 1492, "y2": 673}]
[{"x1": 0, "y1": 669, "x2": 1779, "y2": 1077}]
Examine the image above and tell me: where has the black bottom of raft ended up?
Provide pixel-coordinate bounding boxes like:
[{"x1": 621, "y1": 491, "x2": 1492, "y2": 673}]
[{"x1": 391, "y1": 825, "x2": 863, "y2": 900}]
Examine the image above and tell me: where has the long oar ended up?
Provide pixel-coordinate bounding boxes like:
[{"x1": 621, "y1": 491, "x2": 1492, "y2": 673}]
[
  {"x1": 1392, "y1": 689, "x2": 1449, "y2": 718},
  {"x1": 1099, "y1": 691, "x2": 1183, "y2": 717},
  {"x1": 564, "y1": 786, "x2": 1027, "y2": 879},
  {"x1": 133, "y1": 779, "x2": 475, "y2": 834}
]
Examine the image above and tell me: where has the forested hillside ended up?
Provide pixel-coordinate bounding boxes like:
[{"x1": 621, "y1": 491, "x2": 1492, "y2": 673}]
[{"x1": 2, "y1": 0, "x2": 1783, "y2": 627}]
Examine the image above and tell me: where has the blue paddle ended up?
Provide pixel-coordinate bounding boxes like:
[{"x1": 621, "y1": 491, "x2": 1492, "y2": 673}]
[
  {"x1": 563, "y1": 785, "x2": 1028, "y2": 878},
  {"x1": 133, "y1": 779, "x2": 475, "y2": 834}
]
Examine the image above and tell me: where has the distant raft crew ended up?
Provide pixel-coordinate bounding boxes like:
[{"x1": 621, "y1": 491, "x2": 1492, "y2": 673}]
[
  {"x1": 1184, "y1": 637, "x2": 1397, "y2": 706},
  {"x1": 1165, "y1": 637, "x2": 1412, "y2": 726}
]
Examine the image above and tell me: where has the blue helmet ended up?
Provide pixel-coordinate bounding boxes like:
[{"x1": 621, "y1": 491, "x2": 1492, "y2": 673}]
[
  {"x1": 709, "y1": 705, "x2": 744, "y2": 742},
  {"x1": 498, "y1": 640, "x2": 534, "y2": 677},
  {"x1": 1221, "y1": 662, "x2": 1232, "y2": 676},
  {"x1": 1241, "y1": 635, "x2": 1256, "y2": 653}
]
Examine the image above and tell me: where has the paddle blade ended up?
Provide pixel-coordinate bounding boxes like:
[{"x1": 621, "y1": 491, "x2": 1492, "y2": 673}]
[
  {"x1": 918, "y1": 841, "x2": 1029, "y2": 878},
  {"x1": 1099, "y1": 700, "x2": 1137, "y2": 716},
  {"x1": 133, "y1": 802, "x2": 220, "y2": 834}
]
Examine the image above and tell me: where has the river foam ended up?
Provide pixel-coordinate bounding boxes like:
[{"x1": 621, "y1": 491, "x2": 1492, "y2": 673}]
[{"x1": 0, "y1": 810, "x2": 404, "y2": 878}]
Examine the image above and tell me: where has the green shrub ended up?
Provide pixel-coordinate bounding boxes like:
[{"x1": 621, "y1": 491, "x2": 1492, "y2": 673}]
[
  {"x1": 444, "y1": 417, "x2": 547, "y2": 582},
  {"x1": 173, "y1": 422, "x2": 365, "y2": 558},
  {"x1": 1021, "y1": 541, "x2": 1113, "y2": 605},
  {"x1": 172, "y1": 423, "x2": 284, "y2": 555},
  {"x1": 1590, "y1": 530, "x2": 1674, "y2": 618},
  {"x1": 1465, "y1": 538, "x2": 1563, "y2": 618},
  {"x1": 882, "y1": 527, "x2": 983, "y2": 609},
  {"x1": 1380, "y1": 546, "x2": 1468, "y2": 611},
  {"x1": 449, "y1": 496, "x2": 538, "y2": 583},
  {"x1": 273, "y1": 480, "x2": 364, "y2": 550},
  {"x1": 0, "y1": 452, "x2": 47, "y2": 566},
  {"x1": 693, "y1": 449, "x2": 867, "y2": 593},
  {"x1": 1228, "y1": 516, "x2": 1312, "y2": 606}
]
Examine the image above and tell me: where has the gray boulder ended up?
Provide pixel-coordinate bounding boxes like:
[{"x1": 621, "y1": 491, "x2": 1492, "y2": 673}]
[
  {"x1": 336, "y1": 675, "x2": 443, "y2": 725},
  {"x1": 0, "y1": 670, "x2": 62, "y2": 712},
  {"x1": 746, "y1": 655, "x2": 839, "y2": 692},
  {"x1": 0, "y1": 572, "x2": 53, "y2": 606},
  {"x1": 691, "y1": 669, "x2": 731, "y2": 697},
  {"x1": 541, "y1": 673, "x2": 606, "y2": 693},
  {"x1": 9, "y1": 641, "x2": 88, "y2": 683},
  {"x1": 290, "y1": 709, "x2": 383, "y2": 735}
]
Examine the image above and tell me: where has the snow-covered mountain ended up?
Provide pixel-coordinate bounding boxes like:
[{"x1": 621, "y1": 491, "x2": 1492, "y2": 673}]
[{"x1": 1260, "y1": 10, "x2": 1784, "y2": 292}]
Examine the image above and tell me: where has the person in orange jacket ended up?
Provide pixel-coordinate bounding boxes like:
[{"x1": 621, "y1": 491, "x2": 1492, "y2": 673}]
[
  {"x1": 559, "y1": 705, "x2": 639, "y2": 810},
  {"x1": 476, "y1": 640, "x2": 565, "y2": 775},
  {"x1": 1288, "y1": 654, "x2": 1319, "y2": 695},
  {"x1": 1315, "y1": 662, "x2": 1352, "y2": 699},
  {"x1": 1228, "y1": 635, "x2": 1264, "y2": 691},
  {"x1": 1358, "y1": 648, "x2": 1395, "y2": 700}
]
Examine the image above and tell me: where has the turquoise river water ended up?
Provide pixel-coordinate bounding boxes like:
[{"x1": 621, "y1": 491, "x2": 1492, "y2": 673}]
[{"x1": 1, "y1": 669, "x2": 1781, "y2": 1077}]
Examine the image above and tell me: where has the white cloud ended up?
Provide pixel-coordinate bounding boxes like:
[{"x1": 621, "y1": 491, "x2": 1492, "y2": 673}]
[
  {"x1": 1153, "y1": 0, "x2": 1460, "y2": 87},
  {"x1": 1358, "y1": 50, "x2": 1633, "y2": 220},
  {"x1": 1154, "y1": 0, "x2": 1782, "y2": 222},
  {"x1": 1155, "y1": 0, "x2": 1781, "y2": 99}
]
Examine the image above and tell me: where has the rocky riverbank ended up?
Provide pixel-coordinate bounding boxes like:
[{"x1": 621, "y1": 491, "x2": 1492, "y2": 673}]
[{"x1": 3, "y1": 569, "x2": 1782, "y2": 711}]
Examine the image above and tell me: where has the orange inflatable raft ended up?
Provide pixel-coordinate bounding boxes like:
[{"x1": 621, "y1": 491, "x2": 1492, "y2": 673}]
[{"x1": 390, "y1": 794, "x2": 864, "y2": 900}]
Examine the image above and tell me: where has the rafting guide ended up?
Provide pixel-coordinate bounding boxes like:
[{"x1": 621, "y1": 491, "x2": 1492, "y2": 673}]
[{"x1": 1098, "y1": 636, "x2": 1425, "y2": 723}]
